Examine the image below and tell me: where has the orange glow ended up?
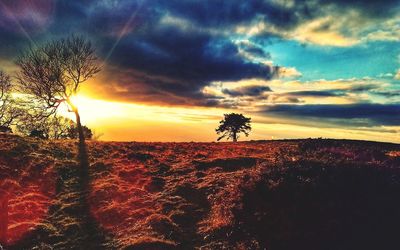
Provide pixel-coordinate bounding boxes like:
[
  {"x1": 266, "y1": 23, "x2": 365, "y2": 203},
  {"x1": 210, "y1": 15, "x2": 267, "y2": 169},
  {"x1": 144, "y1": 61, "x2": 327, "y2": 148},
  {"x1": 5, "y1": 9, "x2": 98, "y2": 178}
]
[
  {"x1": 59, "y1": 94, "x2": 400, "y2": 143},
  {"x1": 61, "y1": 94, "x2": 229, "y2": 141}
]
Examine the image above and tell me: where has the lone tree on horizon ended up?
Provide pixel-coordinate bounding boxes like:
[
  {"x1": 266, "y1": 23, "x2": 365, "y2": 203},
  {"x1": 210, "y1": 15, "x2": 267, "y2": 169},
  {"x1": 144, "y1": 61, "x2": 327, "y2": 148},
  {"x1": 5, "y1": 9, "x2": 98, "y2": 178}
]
[
  {"x1": 16, "y1": 35, "x2": 100, "y2": 145},
  {"x1": 216, "y1": 113, "x2": 251, "y2": 142}
]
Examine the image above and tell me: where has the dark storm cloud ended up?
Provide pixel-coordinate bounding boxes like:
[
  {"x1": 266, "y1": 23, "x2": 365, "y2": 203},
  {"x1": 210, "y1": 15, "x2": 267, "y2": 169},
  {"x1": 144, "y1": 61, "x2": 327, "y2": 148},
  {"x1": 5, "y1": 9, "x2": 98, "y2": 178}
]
[
  {"x1": 96, "y1": 67, "x2": 227, "y2": 107},
  {"x1": 373, "y1": 90, "x2": 400, "y2": 97},
  {"x1": 48, "y1": 0, "x2": 91, "y2": 34},
  {"x1": 282, "y1": 84, "x2": 381, "y2": 98},
  {"x1": 0, "y1": 0, "x2": 55, "y2": 58},
  {"x1": 154, "y1": 0, "x2": 400, "y2": 33},
  {"x1": 0, "y1": 0, "x2": 399, "y2": 106},
  {"x1": 0, "y1": 0, "x2": 55, "y2": 32},
  {"x1": 222, "y1": 85, "x2": 272, "y2": 97},
  {"x1": 98, "y1": 30, "x2": 277, "y2": 107},
  {"x1": 349, "y1": 84, "x2": 380, "y2": 92},
  {"x1": 286, "y1": 90, "x2": 344, "y2": 97},
  {"x1": 0, "y1": 30, "x2": 30, "y2": 58},
  {"x1": 237, "y1": 41, "x2": 272, "y2": 59},
  {"x1": 317, "y1": 0, "x2": 400, "y2": 17},
  {"x1": 107, "y1": 28, "x2": 277, "y2": 83},
  {"x1": 0, "y1": 0, "x2": 281, "y2": 106},
  {"x1": 58, "y1": 0, "x2": 399, "y2": 107},
  {"x1": 66, "y1": 0, "x2": 281, "y2": 106},
  {"x1": 157, "y1": 0, "x2": 301, "y2": 29},
  {"x1": 262, "y1": 104, "x2": 400, "y2": 126}
]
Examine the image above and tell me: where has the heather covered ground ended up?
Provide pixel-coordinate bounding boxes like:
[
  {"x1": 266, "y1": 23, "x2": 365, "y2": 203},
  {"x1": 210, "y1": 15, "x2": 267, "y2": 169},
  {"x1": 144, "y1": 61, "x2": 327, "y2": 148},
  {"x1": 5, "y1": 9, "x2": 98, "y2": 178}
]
[{"x1": 1, "y1": 133, "x2": 400, "y2": 250}]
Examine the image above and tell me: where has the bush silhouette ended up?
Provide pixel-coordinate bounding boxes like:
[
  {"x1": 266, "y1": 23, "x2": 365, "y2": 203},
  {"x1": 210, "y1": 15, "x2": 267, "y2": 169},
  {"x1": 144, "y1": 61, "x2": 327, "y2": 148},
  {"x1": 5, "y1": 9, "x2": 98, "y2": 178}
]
[
  {"x1": 68, "y1": 125, "x2": 93, "y2": 140},
  {"x1": 29, "y1": 130, "x2": 48, "y2": 139},
  {"x1": 0, "y1": 126, "x2": 12, "y2": 133}
]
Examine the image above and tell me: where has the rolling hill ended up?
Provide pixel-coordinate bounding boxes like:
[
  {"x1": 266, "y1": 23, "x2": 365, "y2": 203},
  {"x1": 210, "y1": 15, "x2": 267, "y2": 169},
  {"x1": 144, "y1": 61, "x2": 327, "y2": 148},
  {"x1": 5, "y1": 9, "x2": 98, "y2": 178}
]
[{"x1": 1, "y1": 133, "x2": 400, "y2": 250}]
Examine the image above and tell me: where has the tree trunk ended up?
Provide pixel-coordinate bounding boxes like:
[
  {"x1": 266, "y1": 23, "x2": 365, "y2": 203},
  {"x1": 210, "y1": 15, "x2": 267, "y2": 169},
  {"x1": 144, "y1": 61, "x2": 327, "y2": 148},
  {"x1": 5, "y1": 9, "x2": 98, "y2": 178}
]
[
  {"x1": 72, "y1": 106, "x2": 89, "y2": 191},
  {"x1": 74, "y1": 109, "x2": 85, "y2": 145},
  {"x1": 233, "y1": 132, "x2": 237, "y2": 142}
]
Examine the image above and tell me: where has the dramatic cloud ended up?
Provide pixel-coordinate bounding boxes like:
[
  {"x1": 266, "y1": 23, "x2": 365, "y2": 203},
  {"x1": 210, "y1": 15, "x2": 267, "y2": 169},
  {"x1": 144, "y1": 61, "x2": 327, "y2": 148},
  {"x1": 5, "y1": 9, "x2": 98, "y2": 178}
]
[
  {"x1": 373, "y1": 90, "x2": 400, "y2": 98},
  {"x1": 285, "y1": 90, "x2": 344, "y2": 97},
  {"x1": 0, "y1": 0, "x2": 398, "y2": 144},
  {"x1": 201, "y1": 77, "x2": 393, "y2": 109},
  {"x1": 222, "y1": 85, "x2": 272, "y2": 97},
  {"x1": 89, "y1": 66, "x2": 227, "y2": 107},
  {"x1": 261, "y1": 104, "x2": 400, "y2": 127},
  {"x1": 0, "y1": 0, "x2": 54, "y2": 33},
  {"x1": 236, "y1": 1, "x2": 400, "y2": 46},
  {"x1": 276, "y1": 67, "x2": 302, "y2": 78}
]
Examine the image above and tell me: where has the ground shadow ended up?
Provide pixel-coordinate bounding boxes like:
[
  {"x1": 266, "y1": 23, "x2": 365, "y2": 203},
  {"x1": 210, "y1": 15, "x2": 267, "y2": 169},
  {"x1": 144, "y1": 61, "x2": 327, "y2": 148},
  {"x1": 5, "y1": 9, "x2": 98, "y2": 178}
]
[
  {"x1": 234, "y1": 161, "x2": 400, "y2": 250},
  {"x1": 8, "y1": 141, "x2": 114, "y2": 249},
  {"x1": 169, "y1": 183, "x2": 211, "y2": 249}
]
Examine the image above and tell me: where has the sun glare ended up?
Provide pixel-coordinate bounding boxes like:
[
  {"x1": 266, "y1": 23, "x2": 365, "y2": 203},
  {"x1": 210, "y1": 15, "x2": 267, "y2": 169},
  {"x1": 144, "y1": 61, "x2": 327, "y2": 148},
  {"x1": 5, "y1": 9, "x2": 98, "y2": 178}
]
[
  {"x1": 65, "y1": 95, "x2": 126, "y2": 120},
  {"x1": 57, "y1": 94, "x2": 400, "y2": 143},
  {"x1": 57, "y1": 95, "x2": 230, "y2": 141}
]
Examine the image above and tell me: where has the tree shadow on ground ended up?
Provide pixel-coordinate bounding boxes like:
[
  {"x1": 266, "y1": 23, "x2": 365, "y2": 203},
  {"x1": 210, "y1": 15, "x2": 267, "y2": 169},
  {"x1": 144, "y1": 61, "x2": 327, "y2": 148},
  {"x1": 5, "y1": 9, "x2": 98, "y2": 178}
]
[{"x1": 9, "y1": 141, "x2": 115, "y2": 250}]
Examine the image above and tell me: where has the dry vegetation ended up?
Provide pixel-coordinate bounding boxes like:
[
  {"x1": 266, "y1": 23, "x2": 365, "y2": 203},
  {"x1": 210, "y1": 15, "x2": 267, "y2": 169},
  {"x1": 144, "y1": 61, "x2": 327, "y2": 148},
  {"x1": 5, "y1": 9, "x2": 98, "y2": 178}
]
[{"x1": 1, "y1": 133, "x2": 400, "y2": 249}]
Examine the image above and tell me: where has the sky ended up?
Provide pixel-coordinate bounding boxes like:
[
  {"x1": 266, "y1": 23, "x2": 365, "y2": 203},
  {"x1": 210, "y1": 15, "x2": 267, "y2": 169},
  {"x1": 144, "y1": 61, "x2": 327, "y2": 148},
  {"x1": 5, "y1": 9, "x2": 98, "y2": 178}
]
[{"x1": 0, "y1": 0, "x2": 400, "y2": 142}]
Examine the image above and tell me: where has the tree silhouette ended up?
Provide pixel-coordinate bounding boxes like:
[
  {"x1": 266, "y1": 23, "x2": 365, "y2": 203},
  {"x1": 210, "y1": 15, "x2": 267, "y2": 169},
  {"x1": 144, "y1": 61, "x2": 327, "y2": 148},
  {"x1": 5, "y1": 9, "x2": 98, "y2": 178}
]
[
  {"x1": 51, "y1": 116, "x2": 76, "y2": 139},
  {"x1": 16, "y1": 35, "x2": 100, "y2": 145},
  {"x1": 0, "y1": 70, "x2": 23, "y2": 129},
  {"x1": 216, "y1": 113, "x2": 251, "y2": 142},
  {"x1": 14, "y1": 36, "x2": 104, "y2": 248},
  {"x1": 16, "y1": 35, "x2": 100, "y2": 194},
  {"x1": 68, "y1": 124, "x2": 93, "y2": 140}
]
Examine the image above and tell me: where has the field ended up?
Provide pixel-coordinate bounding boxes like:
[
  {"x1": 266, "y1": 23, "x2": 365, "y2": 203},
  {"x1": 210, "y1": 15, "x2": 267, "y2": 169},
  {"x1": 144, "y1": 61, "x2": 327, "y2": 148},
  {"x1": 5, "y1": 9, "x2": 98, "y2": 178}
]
[{"x1": 1, "y1": 133, "x2": 400, "y2": 250}]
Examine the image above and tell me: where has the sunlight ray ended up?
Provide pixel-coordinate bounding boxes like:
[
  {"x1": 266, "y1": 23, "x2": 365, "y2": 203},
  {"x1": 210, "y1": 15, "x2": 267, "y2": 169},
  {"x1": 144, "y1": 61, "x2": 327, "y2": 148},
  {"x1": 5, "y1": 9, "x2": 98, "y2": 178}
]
[
  {"x1": 102, "y1": 0, "x2": 145, "y2": 66},
  {"x1": 0, "y1": 0, "x2": 36, "y2": 47}
]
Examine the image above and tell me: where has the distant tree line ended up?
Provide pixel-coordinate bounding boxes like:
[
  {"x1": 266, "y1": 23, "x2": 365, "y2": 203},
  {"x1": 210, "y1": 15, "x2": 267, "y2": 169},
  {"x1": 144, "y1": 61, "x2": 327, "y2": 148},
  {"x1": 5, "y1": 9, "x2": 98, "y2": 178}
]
[{"x1": 17, "y1": 115, "x2": 94, "y2": 140}]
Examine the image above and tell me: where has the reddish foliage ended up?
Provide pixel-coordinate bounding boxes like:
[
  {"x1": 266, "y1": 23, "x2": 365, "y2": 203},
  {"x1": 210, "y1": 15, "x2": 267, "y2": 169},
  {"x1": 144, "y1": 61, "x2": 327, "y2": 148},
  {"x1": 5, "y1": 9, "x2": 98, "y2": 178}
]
[
  {"x1": 0, "y1": 191, "x2": 8, "y2": 245},
  {"x1": 1, "y1": 134, "x2": 399, "y2": 249},
  {"x1": 0, "y1": 135, "x2": 56, "y2": 245},
  {"x1": 85, "y1": 141, "x2": 289, "y2": 248}
]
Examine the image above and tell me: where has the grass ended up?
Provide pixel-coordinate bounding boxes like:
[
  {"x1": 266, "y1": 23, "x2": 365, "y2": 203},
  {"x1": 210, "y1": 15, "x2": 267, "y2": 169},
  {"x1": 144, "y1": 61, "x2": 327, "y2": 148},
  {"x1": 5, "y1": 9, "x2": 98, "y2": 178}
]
[{"x1": 0, "y1": 133, "x2": 399, "y2": 249}]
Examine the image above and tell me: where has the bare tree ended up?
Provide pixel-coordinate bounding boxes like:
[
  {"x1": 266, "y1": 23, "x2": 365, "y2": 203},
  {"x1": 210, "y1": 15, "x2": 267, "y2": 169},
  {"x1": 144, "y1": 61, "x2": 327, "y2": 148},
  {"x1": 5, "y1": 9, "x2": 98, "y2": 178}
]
[
  {"x1": 0, "y1": 70, "x2": 23, "y2": 129},
  {"x1": 16, "y1": 35, "x2": 100, "y2": 144},
  {"x1": 16, "y1": 36, "x2": 100, "y2": 192}
]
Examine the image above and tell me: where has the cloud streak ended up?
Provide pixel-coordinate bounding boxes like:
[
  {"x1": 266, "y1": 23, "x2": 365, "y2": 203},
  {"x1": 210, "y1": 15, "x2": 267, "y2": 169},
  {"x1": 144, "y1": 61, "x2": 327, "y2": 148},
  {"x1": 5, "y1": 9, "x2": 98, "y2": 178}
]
[{"x1": 261, "y1": 103, "x2": 400, "y2": 127}]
